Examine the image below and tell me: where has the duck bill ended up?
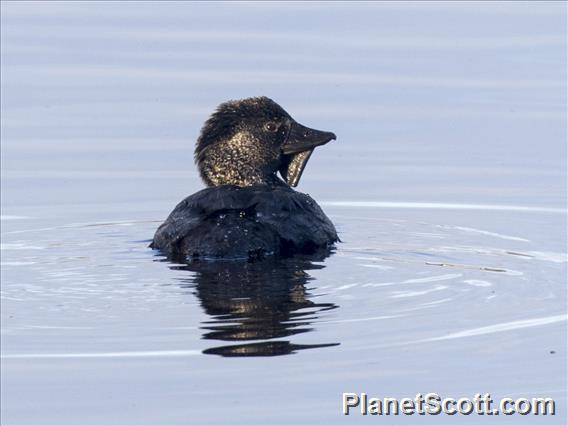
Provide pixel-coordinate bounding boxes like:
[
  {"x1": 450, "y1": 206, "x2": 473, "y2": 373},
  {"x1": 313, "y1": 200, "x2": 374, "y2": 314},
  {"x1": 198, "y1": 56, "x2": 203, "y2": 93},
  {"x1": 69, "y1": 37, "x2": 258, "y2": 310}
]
[
  {"x1": 280, "y1": 122, "x2": 336, "y2": 187},
  {"x1": 281, "y1": 122, "x2": 337, "y2": 156}
]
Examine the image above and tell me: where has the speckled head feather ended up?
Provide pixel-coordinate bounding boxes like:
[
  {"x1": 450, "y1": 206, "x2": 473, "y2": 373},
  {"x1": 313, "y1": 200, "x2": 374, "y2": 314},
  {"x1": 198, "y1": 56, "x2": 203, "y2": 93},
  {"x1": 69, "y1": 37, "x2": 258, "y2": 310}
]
[
  {"x1": 194, "y1": 96, "x2": 336, "y2": 188},
  {"x1": 195, "y1": 97, "x2": 290, "y2": 159}
]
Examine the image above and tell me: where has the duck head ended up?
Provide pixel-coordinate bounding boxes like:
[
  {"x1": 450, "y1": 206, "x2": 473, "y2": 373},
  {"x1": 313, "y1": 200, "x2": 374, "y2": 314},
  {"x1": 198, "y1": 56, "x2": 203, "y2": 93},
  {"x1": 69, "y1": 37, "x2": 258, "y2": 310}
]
[{"x1": 195, "y1": 97, "x2": 336, "y2": 187}]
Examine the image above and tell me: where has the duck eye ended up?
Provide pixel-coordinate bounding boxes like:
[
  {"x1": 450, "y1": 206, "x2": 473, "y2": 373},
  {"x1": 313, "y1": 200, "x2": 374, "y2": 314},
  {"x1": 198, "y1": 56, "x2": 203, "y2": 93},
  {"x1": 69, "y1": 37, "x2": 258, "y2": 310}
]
[{"x1": 264, "y1": 122, "x2": 278, "y2": 132}]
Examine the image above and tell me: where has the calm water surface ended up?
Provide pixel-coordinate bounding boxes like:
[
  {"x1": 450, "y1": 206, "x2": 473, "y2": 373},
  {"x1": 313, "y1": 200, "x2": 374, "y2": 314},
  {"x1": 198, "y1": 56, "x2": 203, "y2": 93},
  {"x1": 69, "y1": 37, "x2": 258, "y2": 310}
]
[{"x1": 1, "y1": 2, "x2": 566, "y2": 425}]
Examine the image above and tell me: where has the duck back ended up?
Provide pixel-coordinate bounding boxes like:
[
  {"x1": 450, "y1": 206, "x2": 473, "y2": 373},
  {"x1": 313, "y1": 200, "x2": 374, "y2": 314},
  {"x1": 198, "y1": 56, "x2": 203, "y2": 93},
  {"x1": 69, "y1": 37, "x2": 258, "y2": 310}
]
[{"x1": 151, "y1": 185, "x2": 338, "y2": 260}]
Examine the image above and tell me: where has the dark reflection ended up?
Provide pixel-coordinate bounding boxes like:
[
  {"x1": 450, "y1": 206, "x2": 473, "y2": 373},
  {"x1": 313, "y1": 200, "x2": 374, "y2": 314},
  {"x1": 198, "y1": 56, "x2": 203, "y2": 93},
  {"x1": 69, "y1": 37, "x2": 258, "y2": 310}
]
[{"x1": 171, "y1": 252, "x2": 339, "y2": 357}]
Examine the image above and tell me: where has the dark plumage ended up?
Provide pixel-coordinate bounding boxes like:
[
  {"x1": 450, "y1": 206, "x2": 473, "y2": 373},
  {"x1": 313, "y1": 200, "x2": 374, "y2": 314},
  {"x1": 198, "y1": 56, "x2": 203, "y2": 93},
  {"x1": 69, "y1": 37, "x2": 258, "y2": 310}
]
[{"x1": 151, "y1": 96, "x2": 338, "y2": 260}]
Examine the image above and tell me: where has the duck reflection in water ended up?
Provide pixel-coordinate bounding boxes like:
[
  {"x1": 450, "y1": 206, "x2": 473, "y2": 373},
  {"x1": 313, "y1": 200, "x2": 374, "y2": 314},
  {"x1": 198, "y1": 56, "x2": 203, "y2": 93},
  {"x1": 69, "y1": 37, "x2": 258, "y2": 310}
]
[{"x1": 172, "y1": 251, "x2": 339, "y2": 357}]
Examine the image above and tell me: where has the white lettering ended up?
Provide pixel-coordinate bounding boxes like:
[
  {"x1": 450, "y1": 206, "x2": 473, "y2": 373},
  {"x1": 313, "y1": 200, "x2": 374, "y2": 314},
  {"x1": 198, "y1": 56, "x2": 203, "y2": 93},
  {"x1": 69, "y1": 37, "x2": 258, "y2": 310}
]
[
  {"x1": 457, "y1": 397, "x2": 474, "y2": 415},
  {"x1": 516, "y1": 398, "x2": 531, "y2": 415},
  {"x1": 533, "y1": 397, "x2": 555, "y2": 415},
  {"x1": 426, "y1": 392, "x2": 442, "y2": 415},
  {"x1": 368, "y1": 398, "x2": 381, "y2": 415},
  {"x1": 383, "y1": 397, "x2": 399, "y2": 415},
  {"x1": 400, "y1": 398, "x2": 415, "y2": 415},
  {"x1": 443, "y1": 398, "x2": 457, "y2": 415},
  {"x1": 501, "y1": 397, "x2": 515, "y2": 415},
  {"x1": 343, "y1": 393, "x2": 359, "y2": 415}
]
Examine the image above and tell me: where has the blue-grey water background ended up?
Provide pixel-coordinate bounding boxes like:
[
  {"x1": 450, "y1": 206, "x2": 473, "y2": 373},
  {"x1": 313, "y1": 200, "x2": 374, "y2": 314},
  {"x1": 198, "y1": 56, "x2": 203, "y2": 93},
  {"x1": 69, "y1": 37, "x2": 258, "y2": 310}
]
[{"x1": 1, "y1": 1, "x2": 566, "y2": 424}]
